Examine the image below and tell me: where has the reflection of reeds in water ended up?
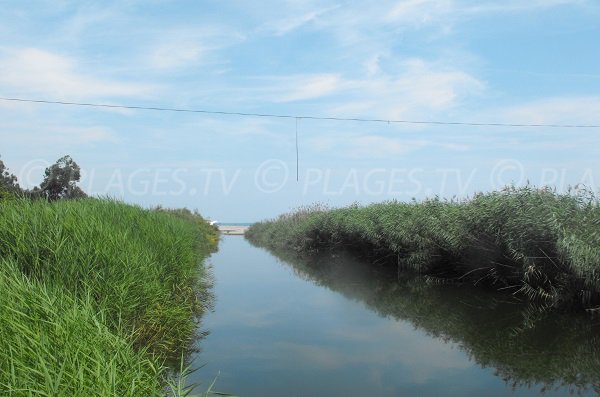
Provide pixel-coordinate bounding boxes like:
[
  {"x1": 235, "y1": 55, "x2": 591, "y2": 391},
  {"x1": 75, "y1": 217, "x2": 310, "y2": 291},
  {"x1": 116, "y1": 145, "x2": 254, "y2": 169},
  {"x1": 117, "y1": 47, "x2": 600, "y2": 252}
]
[
  {"x1": 262, "y1": 246, "x2": 600, "y2": 395},
  {"x1": 0, "y1": 199, "x2": 218, "y2": 396},
  {"x1": 247, "y1": 186, "x2": 600, "y2": 310}
]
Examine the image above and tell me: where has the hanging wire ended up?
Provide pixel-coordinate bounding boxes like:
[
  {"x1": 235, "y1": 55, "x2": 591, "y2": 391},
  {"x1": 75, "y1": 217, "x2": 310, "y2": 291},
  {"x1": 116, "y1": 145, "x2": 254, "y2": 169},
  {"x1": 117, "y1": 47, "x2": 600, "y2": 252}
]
[
  {"x1": 1, "y1": 96, "x2": 599, "y2": 128},
  {"x1": 295, "y1": 117, "x2": 299, "y2": 182}
]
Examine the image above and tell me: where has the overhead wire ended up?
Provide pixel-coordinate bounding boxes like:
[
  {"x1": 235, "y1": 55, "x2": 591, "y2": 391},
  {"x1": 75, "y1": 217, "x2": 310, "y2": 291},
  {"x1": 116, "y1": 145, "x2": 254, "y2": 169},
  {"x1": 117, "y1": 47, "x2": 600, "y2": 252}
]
[
  {"x1": 295, "y1": 118, "x2": 299, "y2": 182},
  {"x1": 1, "y1": 96, "x2": 599, "y2": 128}
]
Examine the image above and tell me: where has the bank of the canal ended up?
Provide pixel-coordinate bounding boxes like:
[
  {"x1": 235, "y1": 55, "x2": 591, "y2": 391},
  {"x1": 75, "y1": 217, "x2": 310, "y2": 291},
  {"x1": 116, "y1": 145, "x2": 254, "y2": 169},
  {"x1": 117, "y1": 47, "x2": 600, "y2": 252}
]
[
  {"x1": 190, "y1": 236, "x2": 600, "y2": 397},
  {"x1": 0, "y1": 199, "x2": 218, "y2": 396},
  {"x1": 246, "y1": 187, "x2": 600, "y2": 310}
]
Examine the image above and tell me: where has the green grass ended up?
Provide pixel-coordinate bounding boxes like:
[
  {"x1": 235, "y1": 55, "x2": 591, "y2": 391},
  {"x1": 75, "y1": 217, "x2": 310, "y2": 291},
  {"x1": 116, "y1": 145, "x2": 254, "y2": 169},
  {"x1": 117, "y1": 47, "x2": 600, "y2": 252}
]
[
  {"x1": 0, "y1": 198, "x2": 218, "y2": 396},
  {"x1": 246, "y1": 186, "x2": 600, "y2": 310}
]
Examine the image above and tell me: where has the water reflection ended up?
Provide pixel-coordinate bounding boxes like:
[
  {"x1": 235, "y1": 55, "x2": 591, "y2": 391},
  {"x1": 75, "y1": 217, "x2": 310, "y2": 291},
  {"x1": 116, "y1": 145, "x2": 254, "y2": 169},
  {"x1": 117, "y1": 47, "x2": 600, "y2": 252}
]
[
  {"x1": 266, "y1": 247, "x2": 600, "y2": 396},
  {"x1": 192, "y1": 237, "x2": 600, "y2": 397}
]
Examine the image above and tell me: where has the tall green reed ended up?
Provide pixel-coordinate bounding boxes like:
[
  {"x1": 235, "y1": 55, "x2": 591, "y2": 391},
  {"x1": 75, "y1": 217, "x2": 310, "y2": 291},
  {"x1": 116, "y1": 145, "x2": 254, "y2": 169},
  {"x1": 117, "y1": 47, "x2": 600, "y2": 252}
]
[
  {"x1": 247, "y1": 186, "x2": 600, "y2": 309},
  {"x1": 0, "y1": 198, "x2": 218, "y2": 395}
]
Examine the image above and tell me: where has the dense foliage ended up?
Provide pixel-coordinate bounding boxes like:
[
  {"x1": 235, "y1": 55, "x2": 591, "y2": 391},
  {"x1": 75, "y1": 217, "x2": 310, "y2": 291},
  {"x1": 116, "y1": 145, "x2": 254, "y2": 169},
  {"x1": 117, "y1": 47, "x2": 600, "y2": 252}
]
[
  {"x1": 0, "y1": 199, "x2": 218, "y2": 396},
  {"x1": 0, "y1": 156, "x2": 20, "y2": 199},
  {"x1": 247, "y1": 186, "x2": 600, "y2": 310},
  {"x1": 37, "y1": 155, "x2": 87, "y2": 200},
  {"x1": 0, "y1": 155, "x2": 86, "y2": 201}
]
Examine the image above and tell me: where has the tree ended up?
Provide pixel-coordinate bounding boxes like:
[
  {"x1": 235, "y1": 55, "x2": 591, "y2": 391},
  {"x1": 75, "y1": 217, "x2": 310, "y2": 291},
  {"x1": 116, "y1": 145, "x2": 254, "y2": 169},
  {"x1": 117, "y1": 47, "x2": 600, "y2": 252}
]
[
  {"x1": 0, "y1": 156, "x2": 20, "y2": 198},
  {"x1": 39, "y1": 155, "x2": 87, "y2": 201}
]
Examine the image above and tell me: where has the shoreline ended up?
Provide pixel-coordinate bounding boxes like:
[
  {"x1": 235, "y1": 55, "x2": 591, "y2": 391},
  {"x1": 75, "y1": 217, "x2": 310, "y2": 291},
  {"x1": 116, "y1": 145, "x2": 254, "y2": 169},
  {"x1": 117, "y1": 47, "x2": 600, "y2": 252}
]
[{"x1": 218, "y1": 225, "x2": 249, "y2": 235}]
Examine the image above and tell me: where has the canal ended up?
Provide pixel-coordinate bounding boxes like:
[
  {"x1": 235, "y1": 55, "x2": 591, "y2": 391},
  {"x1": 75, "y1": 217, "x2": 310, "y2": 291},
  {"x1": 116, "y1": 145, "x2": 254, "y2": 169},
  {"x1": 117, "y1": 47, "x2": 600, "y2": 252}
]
[{"x1": 190, "y1": 235, "x2": 600, "y2": 397}]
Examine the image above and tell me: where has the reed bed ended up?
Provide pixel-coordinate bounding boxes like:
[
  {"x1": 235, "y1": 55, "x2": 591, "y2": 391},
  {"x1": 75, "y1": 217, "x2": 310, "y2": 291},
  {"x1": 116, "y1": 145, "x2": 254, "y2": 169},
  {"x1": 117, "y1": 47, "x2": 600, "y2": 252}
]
[
  {"x1": 0, "y1": 198, "x2": 218, "y2": 396},
  {"x1": 246, "y1": 186, "x2": 600, "y2": 310}
]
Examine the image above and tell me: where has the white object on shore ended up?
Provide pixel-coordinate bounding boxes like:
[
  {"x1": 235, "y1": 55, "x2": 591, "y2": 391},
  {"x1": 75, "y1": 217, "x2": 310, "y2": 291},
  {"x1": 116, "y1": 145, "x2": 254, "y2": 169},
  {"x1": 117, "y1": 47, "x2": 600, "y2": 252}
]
[{"x1": 209, "y1": 220, "x2": 219, "y2": 226}]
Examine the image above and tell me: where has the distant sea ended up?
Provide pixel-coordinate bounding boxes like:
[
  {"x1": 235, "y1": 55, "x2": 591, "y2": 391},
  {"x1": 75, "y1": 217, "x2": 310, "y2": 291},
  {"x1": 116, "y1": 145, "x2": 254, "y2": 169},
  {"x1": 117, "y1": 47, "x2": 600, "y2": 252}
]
[{"x1": 218, "y1": 222, "x2": 253, "y2": 226}]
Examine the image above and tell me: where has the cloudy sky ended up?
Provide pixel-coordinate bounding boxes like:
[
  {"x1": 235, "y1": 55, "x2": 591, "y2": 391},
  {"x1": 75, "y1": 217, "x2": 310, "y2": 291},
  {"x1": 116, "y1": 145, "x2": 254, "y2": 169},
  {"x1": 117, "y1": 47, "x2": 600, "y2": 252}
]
[{"x1": 1, "y1": 0, "x2": 599, "y2": 221}]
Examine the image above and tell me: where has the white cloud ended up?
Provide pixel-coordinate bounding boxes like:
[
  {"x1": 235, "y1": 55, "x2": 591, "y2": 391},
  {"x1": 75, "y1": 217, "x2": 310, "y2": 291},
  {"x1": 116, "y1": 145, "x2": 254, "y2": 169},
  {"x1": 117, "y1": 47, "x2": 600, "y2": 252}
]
[
  {"x1": 286, "y1": 0, "x2": 591, "y2": 51},
  {"x1": 150, "y1": 42, "x2": 205, "y2": 70},
  {"x1": 0, "y1": 48, "x2": 156, "y2": 100},
  {"x1": 365, "y1": 54, "x2": 382, "y2": 77},
  {"x1": 495, "y1": 96, "x2": 600, "y2": 126},
  {"x1": 260, "y1": 58, "x2": 483, "y2": 118},
  {"x1": 311, "y1": 135, "x2": 430, "y2": 158},
  {"x1": 350, "y1": 135, "x2": 430, "y2": 157},
  {"x1": 335, "y1": 58, "x2": 483, "y2": 120},
  {"x1": 3, "y1": 124, "x2": 118, "y2": 146},
  {"x1": 381, "y1": 58, "x2": 483, "y2": 111},
  {"x1": 184, "y1": 117, "x2": 284, "y2": 140},
  {"x1": 58, "y1": 4, "x2": 120, "y2": 38},
  {"x1": 386, "y1": 0, "x2": 453, "y2": 25},
  {"x1": 309, "y1": 125, "x2": 472, "y2": 159},
  {"x1": 269, "y1": 5, "x2": 341, "y2": 35},
  {"x1": 441, "y1": 142, "x2": 470, "y2": 151},
  {"x1": 64, "y1": 126, "x2": 118, "y2": 144},
  {"x1": 385, "y1": 0, "x2": 589, "y2": 27},
  {"x1": 465, "y1": 0, "x2": 588, "y2": 15},
  {"x1": 276, "y1": 74, "x2": 343, "y2": 102},
  {"x1": 146, "y1": 27, "x2": 245, "y2": 70},
  {"x1": 385, "y1": 0, "x2": 587, "y2": 26}
]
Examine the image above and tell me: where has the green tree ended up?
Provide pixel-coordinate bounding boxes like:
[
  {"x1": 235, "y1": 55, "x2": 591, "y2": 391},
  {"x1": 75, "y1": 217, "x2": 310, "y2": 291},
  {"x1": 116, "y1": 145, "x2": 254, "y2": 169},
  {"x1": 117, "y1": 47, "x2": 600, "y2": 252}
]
[
  {"x1": 0, "y1": 156, "x2": 20, "y2": 199},
  {"x1": 39, "y1": 155, "x2": 87, "y2": 201}
]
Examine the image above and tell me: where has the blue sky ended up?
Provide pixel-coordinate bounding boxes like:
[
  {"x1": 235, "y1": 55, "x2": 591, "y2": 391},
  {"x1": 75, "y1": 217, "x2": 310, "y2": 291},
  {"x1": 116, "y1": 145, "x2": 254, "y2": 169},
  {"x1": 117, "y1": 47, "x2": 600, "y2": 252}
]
[{"x1": 1, "y1": 0, "x2": 599, "y2": 221}]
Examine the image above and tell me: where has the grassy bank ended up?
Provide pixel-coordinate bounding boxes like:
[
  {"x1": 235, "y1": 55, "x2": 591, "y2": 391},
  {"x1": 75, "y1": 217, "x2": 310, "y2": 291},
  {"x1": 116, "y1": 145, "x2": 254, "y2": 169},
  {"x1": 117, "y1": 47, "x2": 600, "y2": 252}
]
[
  {"x1": 0, "y1": 198, "x2": 218, "y2": 396},
  {"x1": 246, "y1": 186, "x2": 600, "y2": 310}
]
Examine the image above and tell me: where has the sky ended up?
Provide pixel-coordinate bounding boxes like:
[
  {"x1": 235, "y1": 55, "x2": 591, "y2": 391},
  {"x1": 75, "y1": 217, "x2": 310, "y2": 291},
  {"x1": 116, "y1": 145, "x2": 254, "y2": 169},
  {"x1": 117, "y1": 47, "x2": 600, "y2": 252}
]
[{"x1": 1, "y1": 0, "x2": 599, "y2": 221}]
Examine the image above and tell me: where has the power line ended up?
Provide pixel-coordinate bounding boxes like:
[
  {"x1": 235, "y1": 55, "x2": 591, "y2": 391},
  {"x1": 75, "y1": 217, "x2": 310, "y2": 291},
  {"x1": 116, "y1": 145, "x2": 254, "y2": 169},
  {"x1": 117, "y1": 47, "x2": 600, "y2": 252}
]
[
  {"x1": 1, "y1": 96, "x2": 599, "y2": 128},
  {"x1": 295, "y1": 118, "x2": 299, "y2": 182}
]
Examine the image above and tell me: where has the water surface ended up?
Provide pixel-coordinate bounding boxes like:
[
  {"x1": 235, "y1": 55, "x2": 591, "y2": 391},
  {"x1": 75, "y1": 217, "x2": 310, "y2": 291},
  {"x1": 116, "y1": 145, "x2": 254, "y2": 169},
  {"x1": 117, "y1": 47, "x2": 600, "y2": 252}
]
[{"x1": 191, "y1": 236, "x2": 600, "y2": 397}]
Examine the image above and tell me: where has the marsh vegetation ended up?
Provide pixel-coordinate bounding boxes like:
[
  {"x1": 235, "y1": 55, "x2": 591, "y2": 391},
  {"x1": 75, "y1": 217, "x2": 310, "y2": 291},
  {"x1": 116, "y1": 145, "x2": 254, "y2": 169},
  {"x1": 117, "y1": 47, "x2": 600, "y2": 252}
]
[
  {"x1": 0, "y1": 199, "x2": 218, "y2": 396},
  {"x1": 247, "y1": 186, "x2": 600, "y2": 310}
]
